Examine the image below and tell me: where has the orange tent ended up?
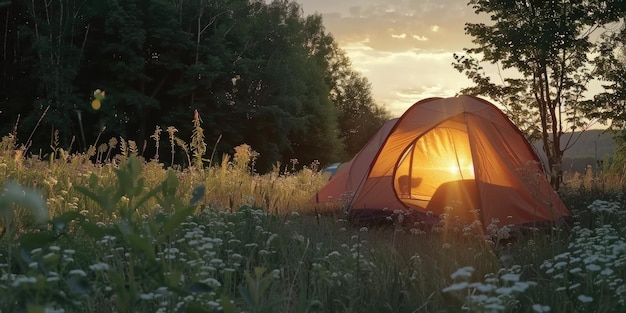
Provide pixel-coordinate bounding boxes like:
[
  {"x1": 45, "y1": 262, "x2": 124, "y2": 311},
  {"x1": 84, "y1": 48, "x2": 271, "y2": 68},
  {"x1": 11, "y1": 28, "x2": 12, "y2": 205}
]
[
  {"x1": 312, "y1": 95, "x2": 570, "y2": 229},
  {"x1": 311, "y1": 118, "x2": 398, "y2": 204}
]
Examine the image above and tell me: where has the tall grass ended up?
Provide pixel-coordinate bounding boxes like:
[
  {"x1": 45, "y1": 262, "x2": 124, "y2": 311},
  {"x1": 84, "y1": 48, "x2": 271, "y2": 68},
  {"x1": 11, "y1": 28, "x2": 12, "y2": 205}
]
[{"x1": 0, "y1": 123, "x2": 625, "y2": 313}]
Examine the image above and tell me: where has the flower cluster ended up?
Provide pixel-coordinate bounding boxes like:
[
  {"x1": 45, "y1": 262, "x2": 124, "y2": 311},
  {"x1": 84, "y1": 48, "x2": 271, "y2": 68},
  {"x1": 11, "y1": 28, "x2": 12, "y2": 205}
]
[
  {"x1": 540, "y1": 224, "x2": 626, "y2": 307},
  {"x1": 443, "y1": 265, "x2": 544, "y2": 313}
]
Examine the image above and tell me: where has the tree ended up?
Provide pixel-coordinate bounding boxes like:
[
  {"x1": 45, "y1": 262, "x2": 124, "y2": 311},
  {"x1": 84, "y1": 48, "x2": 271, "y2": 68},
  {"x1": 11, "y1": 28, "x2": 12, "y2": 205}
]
[
  {"x1": 95, "y1": 0, "x2": 190, "y2": 147},
  {"x1": 592, "y1": 22, "x2": 626, "y2": 171},
  {"x1": 4, "y1": 0, "x2": 105, "y2": 150},
  {"x1": 325, "y1": 42, "x2": 390, "y2": 158},
  {"x1": 0, "y1": 0, "x2": 381, "y2": 172},
  {"x1": 590, "y1": 23, "x2": 626, "y2": 128},
  {"x1": 455, "y1": 0, "x2": 626, "y2": 189}
]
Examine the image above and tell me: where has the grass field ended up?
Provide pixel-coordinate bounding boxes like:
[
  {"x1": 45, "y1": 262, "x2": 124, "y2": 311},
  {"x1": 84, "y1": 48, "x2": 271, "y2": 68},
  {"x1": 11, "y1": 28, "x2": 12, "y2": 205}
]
[{"x1": 1, "y1": 128, "x2": 625, "y2": 313}]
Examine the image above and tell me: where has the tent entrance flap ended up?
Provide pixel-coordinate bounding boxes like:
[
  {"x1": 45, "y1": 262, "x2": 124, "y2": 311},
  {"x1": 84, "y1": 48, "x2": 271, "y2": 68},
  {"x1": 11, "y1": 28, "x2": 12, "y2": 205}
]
[{"x1": 393, "y1": 118, "x2": 475, "y2": 212}]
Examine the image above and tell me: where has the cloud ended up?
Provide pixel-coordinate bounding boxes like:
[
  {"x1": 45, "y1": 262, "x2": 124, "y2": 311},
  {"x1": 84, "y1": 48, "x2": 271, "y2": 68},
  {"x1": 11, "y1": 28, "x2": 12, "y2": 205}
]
[
  {"x1": 339, "y1": 44, "x2": 473, "y2": 116},
  {"x1": 298, "y1": 0, "x2": 484, "y2": 116},
  {"x1": 301, "y1": 0, "x2": 481, "y2": 53}
]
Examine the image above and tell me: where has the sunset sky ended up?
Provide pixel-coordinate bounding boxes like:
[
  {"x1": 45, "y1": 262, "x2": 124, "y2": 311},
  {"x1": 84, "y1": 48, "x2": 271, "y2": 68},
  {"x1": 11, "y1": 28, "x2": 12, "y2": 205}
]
[{"x1": 299, "y1": 0, "x2": 488, "y2": 117}]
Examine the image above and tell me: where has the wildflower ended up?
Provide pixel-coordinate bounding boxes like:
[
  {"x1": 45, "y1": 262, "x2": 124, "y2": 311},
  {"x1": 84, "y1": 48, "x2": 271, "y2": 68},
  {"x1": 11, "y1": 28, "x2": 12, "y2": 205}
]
[
  {"x1": 327, "y1": 251, "x2": 341, "y2": 257},
  {"x1": 443, "y1": 282, "x2": 469, "y2": 292},
  {"x1": 532, "y1": 304, "x2": 551, "y2": 313},
  {"x1": 450, "y1": 266, "x2": 475, "y2": 280},
  {"x1": 270, "y1": 269, "x2": 280, "y2": 279},
  {"x1": 43, "y1": 307, "x2": 65, "y2": 313},
  {"x1": 140, "y1": 293, "x2": 154, "y2": 300},
  {"x1": 89, "y1": 262, "x2": 110, "y2": 271},
  {"x1": 577, "y1": 294, "x2": 593, "y2": 303},
  {"x1": 265, "y1": 234, "x2": 279, "y2": 247},
  {"x1": 500, "y1": 273, "x2": 520, "y2": 282},
  {"x1": 69, "y1": 269, "x2": 87, "y2": 277},
  {"x1": 201, "y1": 278, "x2": 222, "y2": 288},
  {"x1": 569, "y1": 283, "x2": 581, "y2": 290},
  {"x1": 495, "y1": 286, "x2": 513, "y2": 295},
  {"x1": 11, "y1": 276, "x2": 37, "y2": 287}
]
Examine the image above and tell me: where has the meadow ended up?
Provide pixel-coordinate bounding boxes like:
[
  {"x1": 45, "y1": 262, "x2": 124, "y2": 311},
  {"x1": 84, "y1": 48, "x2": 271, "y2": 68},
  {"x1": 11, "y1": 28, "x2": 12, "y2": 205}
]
[{"x1": 1, "y1": 124, "x2": 625, "y2": 313}]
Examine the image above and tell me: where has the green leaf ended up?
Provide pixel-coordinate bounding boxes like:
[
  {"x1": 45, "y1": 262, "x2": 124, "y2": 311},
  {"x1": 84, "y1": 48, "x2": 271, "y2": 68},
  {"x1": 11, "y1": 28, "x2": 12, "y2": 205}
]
[
  {"x1": 88, "y1": 173, "x2": 99, "y2": 189},
  {"x1": 74, "y1": 185, "x2": 102, "y2": 205},
  {"x1": 220, "y1": 295, "x2": 237, "y2": 313},
  {"x1": 162, "y1": 170, "x2": 179, "y2": 197},
  {"x1": 26, "y1": 304, "x2": 45, "y2": 313},
  {"x1": 162, "y1": 204, "x2": 195, "y2": 235},
  {"x1": 51, "y1": 211, "x2": 82, "y2": 235},
  {"x1": 125, "y1": 232, "x2": 155, "y2": 261},
  {"x1": 167, "y1": 270, "x2": 183, "y2": 287},
  {"x1": 1, "y1": 182, "x2": 48, "y2": 222},
  {"x1": 239, "y1": 285, "x2": 256, "y2": 308},
  {"x1": 79, "y1": 221, "x2": 106, "y2": 239},
  {"x1": 19, "y1": 232, "x2": 57, "y2": 251},
  {"x1": 108, "y1": 271, "x2": 131, "y2": 310},
  {"x1": 133, "y1": 185, "x2": 160, "y2": 212},
  {"x1": 133, "y1": 177, "x2": 145, "y2": 197},
  {"x1": 184, "y1": 302, "x2": 211, "y2": 313},
  {"x1": 189, "y1": 185, "x2": 205, "y2": 206}
]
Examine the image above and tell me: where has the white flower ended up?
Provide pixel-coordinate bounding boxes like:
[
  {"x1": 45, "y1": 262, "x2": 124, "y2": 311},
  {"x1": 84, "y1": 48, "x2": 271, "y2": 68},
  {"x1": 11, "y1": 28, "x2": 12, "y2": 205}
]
[
  {"x1": 11, "y1": 276, "x2": 37, "y2": 287},
  {"x1": 500, "y1": 273, "x2": 520, "y2": 282},
  {"x1": 495, "y1": 287, "x2": 513, "y2": 295},
  {"x1": 89, "y1": 262, "x2": 110, "y2": 271},
  {"x1": 577, "y1": 294, "x2": 593, "y2": 303},
  {"x1": 69, "y1": 269, "x2": 87, "y2": 277},
  {"x1": 201, "y1": 278, "x2": 222, "y2": 288},
  {"x1": 532, "y1": 304, "x2": 551, "y2": 313},
  {"x1": 265, "y1": 234, "x2": 279, "y2": 247},
  {"x1": 450, "y1": 266, "x2": 475, "y2": 280},
  {"x1": 442, "y1": 282, "x2": 469, "y2": 292},
  {"x1": 327, "y1": 251, "x2": 341, "y2": 257},
  {"x1": 484, "y1": 303, "x2": 505, "y2": 311},
  {"x1": 600, "y1": 268, "x2": 614, "y2": 276}
]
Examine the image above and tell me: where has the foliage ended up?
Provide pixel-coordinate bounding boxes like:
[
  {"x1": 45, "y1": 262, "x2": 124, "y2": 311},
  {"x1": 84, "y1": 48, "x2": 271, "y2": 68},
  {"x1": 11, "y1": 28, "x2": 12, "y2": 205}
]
[
  {"x1": 1, "y1": 0, "x2": 387, "y2": 172},
  {"x1": 589, "y1": 21, "x2": 626, "y2": 129},
  {"x1": 454, "y1": 0, "x2": 626, "y2": 189}
]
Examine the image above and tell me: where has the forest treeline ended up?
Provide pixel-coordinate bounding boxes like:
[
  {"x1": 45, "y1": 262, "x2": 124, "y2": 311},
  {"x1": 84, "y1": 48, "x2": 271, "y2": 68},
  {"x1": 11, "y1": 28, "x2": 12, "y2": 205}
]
[{"x1": 0, "y1": 0, "x2": 390, "y2": 171}]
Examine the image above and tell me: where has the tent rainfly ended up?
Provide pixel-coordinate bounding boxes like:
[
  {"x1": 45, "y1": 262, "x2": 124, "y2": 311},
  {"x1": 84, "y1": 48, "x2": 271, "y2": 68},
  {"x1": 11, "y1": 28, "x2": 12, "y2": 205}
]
[{"x1": 311, "y1": 95, "x2": 571, "y2": 229}]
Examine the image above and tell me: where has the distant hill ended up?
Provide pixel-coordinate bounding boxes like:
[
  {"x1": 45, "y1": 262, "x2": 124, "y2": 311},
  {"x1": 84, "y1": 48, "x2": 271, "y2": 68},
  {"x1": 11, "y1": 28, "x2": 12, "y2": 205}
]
[
  {"x1": 533, "y1": 130, "x2": 616, "y2": 173},
  {"x1": 560, "y1": 130, "x2": 615, "y2": 158}
]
